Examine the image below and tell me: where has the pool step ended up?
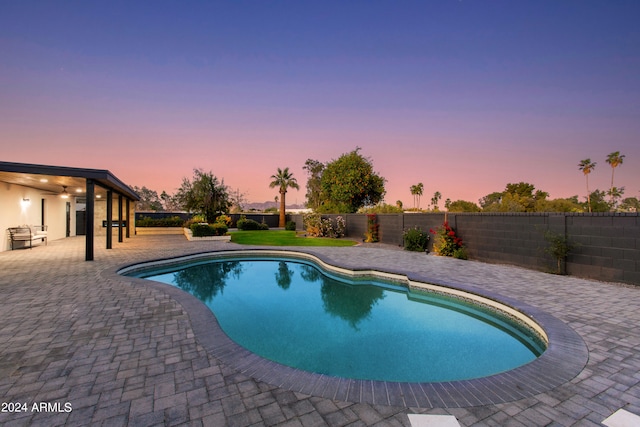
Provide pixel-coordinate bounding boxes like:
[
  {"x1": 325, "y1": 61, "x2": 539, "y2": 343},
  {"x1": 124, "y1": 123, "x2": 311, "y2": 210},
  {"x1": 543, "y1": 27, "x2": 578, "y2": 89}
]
[
  {"x1": 407, "y1": 414, "x2": 460, "y2": 427},
  {"x1": 602, "y1": 409, "x2": 640, "y2": 427}
]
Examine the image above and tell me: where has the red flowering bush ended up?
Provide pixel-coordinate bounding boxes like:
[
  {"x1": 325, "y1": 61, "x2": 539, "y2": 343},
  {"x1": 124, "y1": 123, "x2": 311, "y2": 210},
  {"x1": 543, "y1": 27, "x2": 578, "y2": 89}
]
[
  {"x1": 365, "y1": 214, "x2": 379, "y2": 242},
  {"x1": 429, "y1": 222, "x2": 467, "y2": 259}
]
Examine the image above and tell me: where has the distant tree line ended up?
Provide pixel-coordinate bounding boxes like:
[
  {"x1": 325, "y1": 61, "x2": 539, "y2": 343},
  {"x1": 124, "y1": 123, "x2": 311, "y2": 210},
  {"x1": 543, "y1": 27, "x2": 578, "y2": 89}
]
[{"x1": 132, "y1": 149, "x2": 636, "y2": 219}]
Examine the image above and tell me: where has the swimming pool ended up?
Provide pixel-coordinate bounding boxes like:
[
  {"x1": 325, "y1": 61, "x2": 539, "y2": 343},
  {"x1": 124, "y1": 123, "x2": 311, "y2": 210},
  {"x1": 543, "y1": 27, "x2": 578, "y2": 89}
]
[{"x1": 124, "y1": 252, "x2": 546, "y2": 383}]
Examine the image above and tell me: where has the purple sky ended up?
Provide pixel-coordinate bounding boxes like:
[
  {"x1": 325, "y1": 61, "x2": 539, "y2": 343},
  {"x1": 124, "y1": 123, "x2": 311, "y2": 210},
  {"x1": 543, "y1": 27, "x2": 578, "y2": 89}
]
[{"x1": 2, "y1": 1, "x2": 639, "y2": 207}]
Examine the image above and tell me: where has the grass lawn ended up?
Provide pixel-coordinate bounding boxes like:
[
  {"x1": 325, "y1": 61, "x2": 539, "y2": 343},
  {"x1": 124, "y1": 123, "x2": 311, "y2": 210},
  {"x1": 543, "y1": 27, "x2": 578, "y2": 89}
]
[{"x1": 230, "y1": 230, "x2": 357, "y2": 247}]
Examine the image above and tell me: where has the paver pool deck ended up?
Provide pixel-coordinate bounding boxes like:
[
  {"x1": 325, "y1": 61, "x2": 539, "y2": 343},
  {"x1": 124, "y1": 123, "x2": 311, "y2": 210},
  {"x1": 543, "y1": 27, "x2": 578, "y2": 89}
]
[{"x1": 0, "y1": 235, "x2": 638, "y2": 426}]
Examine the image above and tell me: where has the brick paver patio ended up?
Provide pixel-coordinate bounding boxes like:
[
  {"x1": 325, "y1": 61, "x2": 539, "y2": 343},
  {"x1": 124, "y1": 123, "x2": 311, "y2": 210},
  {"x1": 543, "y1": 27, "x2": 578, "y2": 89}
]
[{"x1": 0, "y1": 234, "x2": 639, "y2": 426}]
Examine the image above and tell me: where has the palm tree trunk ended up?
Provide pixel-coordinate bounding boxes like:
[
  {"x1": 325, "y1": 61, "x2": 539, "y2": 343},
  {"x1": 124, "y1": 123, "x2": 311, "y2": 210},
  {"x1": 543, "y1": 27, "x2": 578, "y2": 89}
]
[
  {"x1": 586, "y1": 175, "x2": 591, "y2": 213},
  {"x1": 610, "y1": 167, "x2": 615, "y2": 205},
  {"x1": 279, "y1": 190, "x2": 286, "y2": 228}
]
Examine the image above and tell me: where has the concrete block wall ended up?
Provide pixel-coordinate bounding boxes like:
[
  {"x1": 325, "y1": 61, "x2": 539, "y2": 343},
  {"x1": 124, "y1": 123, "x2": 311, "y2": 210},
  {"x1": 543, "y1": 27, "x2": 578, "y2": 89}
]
[
  {"x1": 565, "y1": 214, "x2": 640, "y2": 284},
  {"x1": 291, "y1": 212, "x2": 639, "y2": 285},
  {"x1": 451, "y1": 213, "x2": 552, "y2": 271}
]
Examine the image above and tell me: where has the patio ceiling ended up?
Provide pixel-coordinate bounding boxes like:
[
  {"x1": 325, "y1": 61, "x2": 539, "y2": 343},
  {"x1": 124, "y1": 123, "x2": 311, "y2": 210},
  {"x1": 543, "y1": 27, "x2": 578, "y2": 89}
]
[
  {"x1": 0, "y1": 161, "x2": 139, "y2": 200},
  {"x1": 0, "y1": 171, "x2": 106, "y2": 198}
]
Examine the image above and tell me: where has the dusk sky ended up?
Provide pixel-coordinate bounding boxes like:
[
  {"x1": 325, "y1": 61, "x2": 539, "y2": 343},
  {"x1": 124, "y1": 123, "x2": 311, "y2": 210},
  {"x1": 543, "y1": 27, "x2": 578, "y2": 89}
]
[{"x1": 2, "y1": 1, "x2": 639, "y2": 207}]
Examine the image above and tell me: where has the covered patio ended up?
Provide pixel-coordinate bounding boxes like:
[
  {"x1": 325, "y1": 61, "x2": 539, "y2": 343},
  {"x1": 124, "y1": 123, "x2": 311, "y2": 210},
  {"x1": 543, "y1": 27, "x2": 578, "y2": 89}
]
[{"x1": 0, "y1": 161, "x2": 139, "y2": 260}]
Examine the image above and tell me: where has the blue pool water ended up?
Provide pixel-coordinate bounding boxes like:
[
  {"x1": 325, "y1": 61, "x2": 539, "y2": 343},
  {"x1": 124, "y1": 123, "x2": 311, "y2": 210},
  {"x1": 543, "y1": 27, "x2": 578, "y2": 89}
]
[{"x1": 133, "y1": 257, "x2": 545, "y2": 382}]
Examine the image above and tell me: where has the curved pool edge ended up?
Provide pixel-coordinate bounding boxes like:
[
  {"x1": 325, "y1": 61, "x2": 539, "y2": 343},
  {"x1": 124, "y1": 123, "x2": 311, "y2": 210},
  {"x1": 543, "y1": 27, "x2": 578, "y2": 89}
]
[{"x1": 116, "y1": 248, "x2": 589, "y2": 408}]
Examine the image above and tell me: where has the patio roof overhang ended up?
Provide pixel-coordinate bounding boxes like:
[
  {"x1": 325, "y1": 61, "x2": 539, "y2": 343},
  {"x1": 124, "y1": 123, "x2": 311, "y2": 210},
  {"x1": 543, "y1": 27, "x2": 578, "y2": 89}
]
[
  {"x1": 0, "y1": 161, "x2": 140, "y2": 261},
  {"x1": 0, "y1": 161, "x2": 140, "y2": 201}
]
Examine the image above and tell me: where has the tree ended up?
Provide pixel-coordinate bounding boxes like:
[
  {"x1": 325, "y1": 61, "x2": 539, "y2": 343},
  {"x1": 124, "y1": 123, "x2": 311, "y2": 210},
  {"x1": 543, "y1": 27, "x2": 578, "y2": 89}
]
[
  {"x1": 619, "y1": 197, "x2": 640, "y2": 212},
  {"x1": 358, "y1": 203, "x2": 403, "y2": 214},
  {"x1": 410, "y1": 183, "x2": 424, "y2": 210},
  {"x1": 160, "y1": 190, "x2": 180, "y2": 211},
  {"x1": 606, "y1": 151, "x2": 625, "y2": 206},
  {"x1": 319, "y1": 148, "x2": 386, "y2": 213},
  {"x1": 584, "y1": 189, "x2": 611, "y2": 212},
  {"x1": 606, "y1": 186, "x2": 625, "y2": 209},
  {"x1": 431, "y1": 191, "x2": 441, "y2": 211},
  {"x1": 269, "y1": 167, "x2": 300, "y2": 228},
  {"x1": 132, "y1": 186, "x2": 163, "y2": 211},
  {"x1": 229, "y1": 188, "x2": 248, "y2": 213},
  {"x1": 415, "y1": 183, "x2": 424, "y2": 209},
  {"x1": 480, "y1": 182, "x2": 547, "y2": 212},
  {"x1": 303, "y1": 159, "x2": 324, "y2": 210},
  {"x1": 535, "y1": 196, "x2": 582, "y2": 213},
  {"x1": 447, "y1": 200, "x2": 481, "y2": 212},
  {"x1": 543, "y1": 230, "x2": 573, "y2": 275},
  {"x1": 410, "y1": 185, "x2": 418, "y2": 209},
  {"x1": 175, "y1": 169, "x2": 231, "y2": 222},
  {"x1": 578, "y1": 158, "x2": 596, "y2": 212},
  {"x1": 479, "y1": 192, "x2": 503, "y2": 211}
]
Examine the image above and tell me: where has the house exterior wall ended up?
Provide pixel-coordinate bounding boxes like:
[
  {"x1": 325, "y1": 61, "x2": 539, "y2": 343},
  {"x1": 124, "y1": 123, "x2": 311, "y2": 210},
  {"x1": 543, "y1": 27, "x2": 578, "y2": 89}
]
[
  {"x1": 1, "y1": 182, "x2": 76, "y2": 251},
  {"x1": 94, "y1": 194, "x2": 136, "y2": 239}
]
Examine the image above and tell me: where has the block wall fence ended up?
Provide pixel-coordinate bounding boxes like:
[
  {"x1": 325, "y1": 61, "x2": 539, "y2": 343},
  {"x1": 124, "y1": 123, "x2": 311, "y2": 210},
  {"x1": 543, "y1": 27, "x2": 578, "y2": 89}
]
[{"x1": 290, "y1": 212, "x2": 640, "y2": 285}]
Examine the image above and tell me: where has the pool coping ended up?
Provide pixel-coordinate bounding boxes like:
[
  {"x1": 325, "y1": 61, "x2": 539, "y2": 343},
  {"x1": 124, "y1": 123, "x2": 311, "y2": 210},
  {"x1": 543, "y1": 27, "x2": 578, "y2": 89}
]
[{"x1": 117, "y1": 248, "x2": 589, "y2": 408}]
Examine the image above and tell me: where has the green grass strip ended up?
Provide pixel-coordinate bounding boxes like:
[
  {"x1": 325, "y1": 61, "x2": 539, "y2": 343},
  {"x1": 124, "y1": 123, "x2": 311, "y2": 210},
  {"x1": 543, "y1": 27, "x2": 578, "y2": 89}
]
[{"x1": 230, "y1": 230, "x2": 357, "y2": 247}]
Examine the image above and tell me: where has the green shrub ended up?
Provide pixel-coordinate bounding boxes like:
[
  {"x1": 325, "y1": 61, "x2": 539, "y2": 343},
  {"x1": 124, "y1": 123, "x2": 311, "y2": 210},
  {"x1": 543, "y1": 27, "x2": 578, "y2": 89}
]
[
  {"x1": 191, "y1": 223, "x2": 215, "y2": 237},
  {"x1": 215, "y1": 214, "x2": 232, "y2": 226},
  {"x1": 403, "y1": 227, "x2": 429, "y2": 252},
  {"x1": 452, "y1": 247, "x2": 468, "y2": 260},
  {"x1": 364, "y1": 214, "x2": 379, "y2": 243},
  {"x1": 543, "y1": 230, "x2": 573, "y2": 274},
  {"x1": 135, "y1": 216, "x2": 184, "y2": 227},
  {"x1": 303, "y1": 212, "x2": 322, "y2": 236},
  {"x1": 183, "y1": 215, "x2": 206, "y2": 229},
  {"x1": 190, "y1": 223, "x2": 228, "y2": 237},
  {"x1": 211, "y1": 223, "x2": 228, "y2": 236},
  {"x1": 430, "y1": 222, "x2": 467, "y2": 259},
  {"x1": 357, "y1": 203, "x2": 404, "y2": 214},
  {"x1": 237, "y1": 218, "x2": 261, "y2": 230},
  {"x1": 285, "y1": 221, "x2": 297, "y2": 231},
  {"x1": 259, "y1": 222, "x2": 269, "y2": 230},
  {"x1": 302, "y1": 213, "x2": 345, "y2": 238}
]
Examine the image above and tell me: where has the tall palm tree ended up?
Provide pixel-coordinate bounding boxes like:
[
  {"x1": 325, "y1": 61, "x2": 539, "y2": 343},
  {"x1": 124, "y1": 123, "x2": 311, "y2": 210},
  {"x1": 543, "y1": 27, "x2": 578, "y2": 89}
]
[
  {"x1": 269, "y1": 167, "x2": 300, "y2": 228},
  {"x1": 415, "y1": 183, "x2": 424, "y2": 210},
  {"x1": 431, "y1": 191, "x2": 442, "y2": 211},
  {"x1": 606, "y1": 151, "x2": 625, "y2": 204},
  {"x1": 578, "y1": 159, "x2": 596, "y2": 212},
  {"x1": 410, "y1": 185, "x2": 417, "y2": 209}
]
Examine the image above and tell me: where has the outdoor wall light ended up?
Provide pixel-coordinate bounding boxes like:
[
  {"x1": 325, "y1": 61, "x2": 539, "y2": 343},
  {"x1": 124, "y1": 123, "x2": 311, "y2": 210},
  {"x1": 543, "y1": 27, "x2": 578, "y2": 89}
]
[{"x1": 20, "y1": 198, "x2": 31, "y2": 209}]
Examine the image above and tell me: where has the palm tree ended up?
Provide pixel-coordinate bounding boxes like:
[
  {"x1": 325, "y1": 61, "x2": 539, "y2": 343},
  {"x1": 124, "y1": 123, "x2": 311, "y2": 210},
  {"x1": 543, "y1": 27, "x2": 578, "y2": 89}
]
[
  {"x1": 415, "y1": 183, "x2": 424, "y2": 210},
  {"x1": 606, "y1": 151, "x2": 625, "y2": 205},
  {"x1": 607, "y1": 186, "x2": 625, "y2": 209},
  {"x1": 410, "y1": 185, "x2": 417, "y2": 209},
  {"x1": 578, "y1": 159, "x2": 596, "y2": 212},
  {"x1": 269, "y1": 167, "x2": 300, "y2": 228},
  {"x1": 431, "y1": 191, "x2": 441, "y2": 211}
]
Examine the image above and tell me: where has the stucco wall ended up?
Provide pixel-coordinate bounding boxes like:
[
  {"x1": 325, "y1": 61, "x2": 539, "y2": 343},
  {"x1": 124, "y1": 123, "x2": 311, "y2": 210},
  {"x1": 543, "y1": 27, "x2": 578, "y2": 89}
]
[{"x1": 1, "y1": 182, "x2": 76, "y2": 251}]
